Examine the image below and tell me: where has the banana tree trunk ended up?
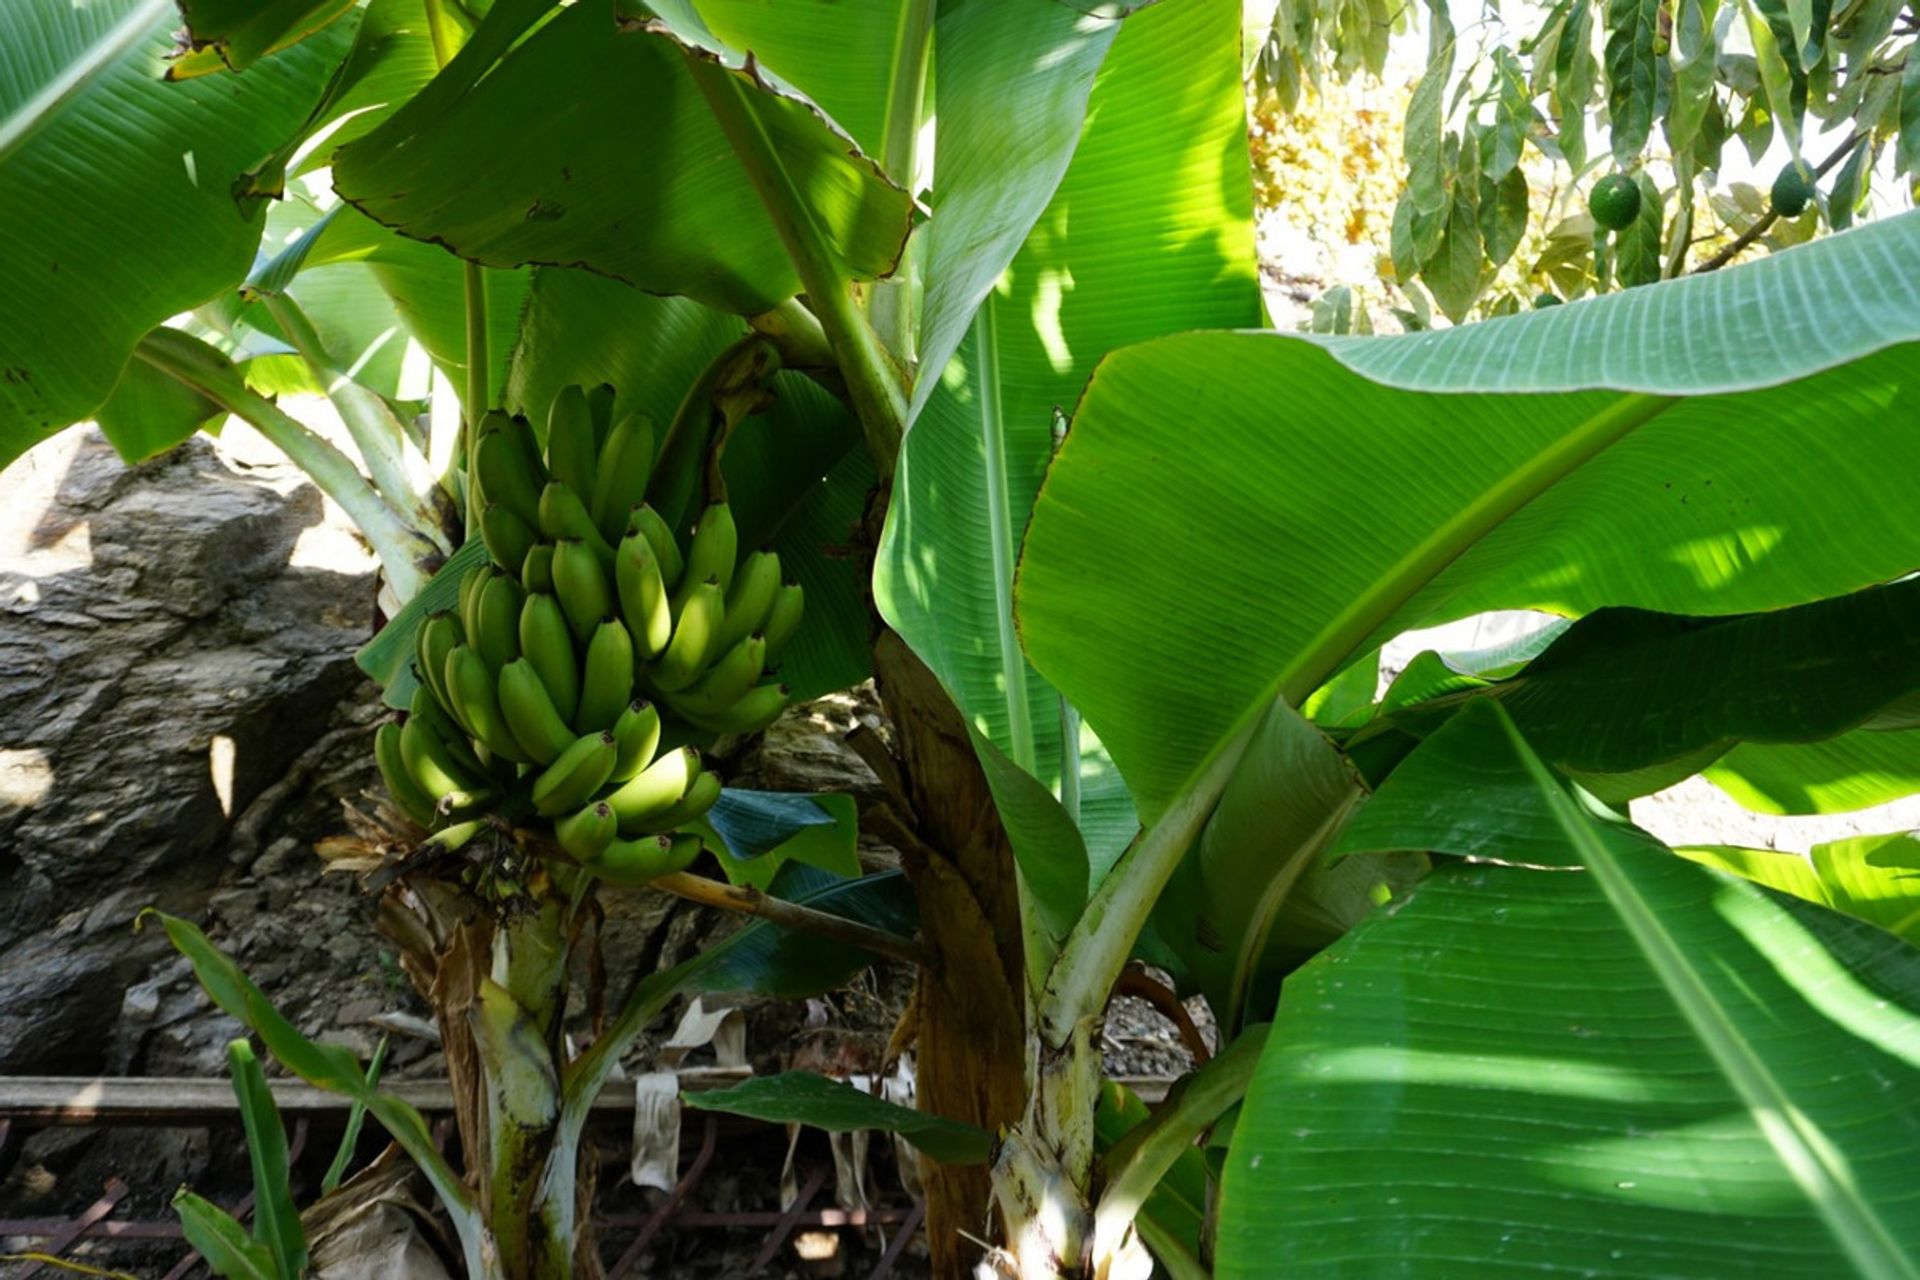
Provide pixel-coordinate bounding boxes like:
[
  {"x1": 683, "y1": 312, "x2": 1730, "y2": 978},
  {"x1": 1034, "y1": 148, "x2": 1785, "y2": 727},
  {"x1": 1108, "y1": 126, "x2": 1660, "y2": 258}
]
[{"x1": 870, "y1": 631, "x2": 1033, "y2": 1278}]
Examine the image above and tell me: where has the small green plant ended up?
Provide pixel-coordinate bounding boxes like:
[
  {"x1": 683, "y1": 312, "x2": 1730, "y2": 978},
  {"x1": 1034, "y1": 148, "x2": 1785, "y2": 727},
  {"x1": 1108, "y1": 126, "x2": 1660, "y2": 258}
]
[{"x1": 172, "y1": 1040, "x2": 308, "y2": 1280}]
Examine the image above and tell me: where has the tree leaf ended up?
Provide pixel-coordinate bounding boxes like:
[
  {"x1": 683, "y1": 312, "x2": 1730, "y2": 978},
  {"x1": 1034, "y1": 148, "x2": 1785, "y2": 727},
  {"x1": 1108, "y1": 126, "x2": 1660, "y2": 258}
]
[
  {"x1": 1900, "y1": 37, "x2": 1920, "y2": 176},
  {"x1": 1708, "y1": 728, "x2": 1920, "y2": 814},
  {"x1": 173, "y1": 1191, "x2": 275, "y2": 1280},
  {"x1": 1615, "y1": 170, "x2": 1666, "y2": 287},
  {"x1": 1478, "y1": 166, "x2": 1531, "y2": 269},
  {"x1": 1604, "y1": 0, "x2": 1661, "y2": 159},
  {"x1": 333, "y1": 0, "x2": 912, "y2": 316},
  {"x1": 907, "y1": 0, "x2": 1124, "y2": 423},
  {"x1": 702, "y1": 790, "x2": 859, "y2": 892},
  {"x1": 174, "y1": 0, "x2": 357, "y2": 73},
  {"x1": 1221, "y1": 706, "x2": 1920, "y2": 1278},
  {"x1": 686, "y1": 1071, "x2": 992, "y2": 1164},
  {"x1": 878, "y1": 0, "x2": 1258, "y2": 875},
  {"x1": 226, "y1": 1039, "x2": 308, "y2": 1277},
  {"x1": 0, "y1": 0, "x2": 350, "y2": 468},
  {"x1": 1554, "y1": 0, "x2": 1596, "y2": 171},
  {"x1": 1682, "y1": 834, "x2": 1920, "y2": 941},
  {"x1": 1404, "y1": 39, "x2": 1456, "y2": 217},
  {"x1": 1746, "y1": 0, "x2": 1805, "y2": 160},
  {"x1": 1367, "y1": 577, "x2": 1920, "y2": 779},
  {"x1": 1420, "y1": 188, "x2": 1486, "y2": 322},
  {"x1": 1017, "y1": 211, "x2": 1920, "y2": 830},
  {"x1": 92, "y1": 352, "x2": 226, "y2": 464}
]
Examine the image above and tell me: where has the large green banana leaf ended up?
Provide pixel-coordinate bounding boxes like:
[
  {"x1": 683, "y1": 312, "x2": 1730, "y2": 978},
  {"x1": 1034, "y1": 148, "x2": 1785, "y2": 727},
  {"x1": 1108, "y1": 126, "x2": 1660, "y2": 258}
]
[
  {"x1": 173, "y1": 0, "x2": 357, "y2": 73},
  {"x1": 1354, "y1": 578, "x2": 1920, "y2": 783},
  {"x1": 0, "y1": 0, "x2": 350, "y2": 467},
  {"x1": 1708, "y1": 730, "x2": 1920, "y2": 814},
  {"x1": 1018, "y1": 212, "x2": 1920, "y2": 829},
  {"x1": 1218, "y1": 703, "x2": 1920, "y2": 1278},
  {"x1": 876, "y1": 0, "x2": 1259, "y2": 880},
  {"x1": 332, "y1": 0, "x2": 912, "y2": 317},
  {"x1": 1683, "y1": 834, "x2": 1920, "y2": 942}
]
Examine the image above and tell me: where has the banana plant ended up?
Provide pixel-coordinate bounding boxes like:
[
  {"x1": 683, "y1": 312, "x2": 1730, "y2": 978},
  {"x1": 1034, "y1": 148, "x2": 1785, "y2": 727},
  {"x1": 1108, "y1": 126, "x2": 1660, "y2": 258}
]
[{"x1": 15, "y1": 0, "x2": 1920, "y2": 1276}]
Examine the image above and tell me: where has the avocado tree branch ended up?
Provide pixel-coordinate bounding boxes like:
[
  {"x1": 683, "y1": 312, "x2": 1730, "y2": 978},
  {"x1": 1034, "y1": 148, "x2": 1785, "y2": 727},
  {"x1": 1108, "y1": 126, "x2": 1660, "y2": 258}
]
[{"x1": 1693, "y1": 129, "x2": 1868, "y2": 274}]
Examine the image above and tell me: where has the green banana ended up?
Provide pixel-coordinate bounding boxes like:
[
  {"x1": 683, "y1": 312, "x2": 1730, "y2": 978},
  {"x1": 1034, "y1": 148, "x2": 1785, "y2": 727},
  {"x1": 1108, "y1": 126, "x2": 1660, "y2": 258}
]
[
  {"x1": 628, "y1": 503, "x2": 685, "y2": 587},
  {"x1": 627, "y1": 769, "x2": 721, "y2": 835},
  {"x1": 416, "y1": 612, "x2": 462, "y2": 716},
  {"x1": 521, "y1": 541, "x2": 555, "y2": 594},
  {"x1": 497, "y1": 658, "x2": 578, "y2": 765},
  {"x1": 677, "y1": 682, "x2": 791, "y2": 737},
  {"x1": 400, "y1": 711, "x2": 490, "y2": 808},
  {"x1": 421, "y1": 817, "x2": 488, "y2": 855},
  {"x1": 545, "y1": 385, "x2": 597, "y2": 498},
  {"x1": 537, "y1": 480, "x2": 615, "y2": 566},
  {"x1": 530, "y1": 731, "x2": 618, "y2": 816},
  {"x1": 409, "y1": 685, "x2": 484, "y2": 777},
  {"x1": 556, "y1": 801, "x2": 618, "y2": 861},
  {"x1": 590, "y1": 413, "x2": 656, "y2": 544},
  {"x1": 615, "y1": 531, "x2": 672, "y2": 658},
  {"x1": 444, "y1": 645, "x2": 530, "y2": 764},
  {"x1": 650, "y1": 578, "x2": 724, "y2": 692},
  {"x1": 588, "y1": 833, "x2": 702, "y2": 888},
  {"x1": 604, "y1": 745, "x2": 699, "y2": 833},
  {"x1": 576, "y1": 617, "x2": 636, "y2": 734},
  {"x1": 552, "y1": 538, "x2": 614, "y2": 644},
  {"x1": 681, "y1": 502, "x2": 738, "y2": 597},
  {"x1": 475, "y1": 422, "x2": 544, "y2": 528},
  {"x1": 479, "y1": 503, "x2": 536, "y2": 577},
  {"x1": 518, "y1": 591, "x2": 581, "y2": 723},
  {"x1": 663, "y1": 634, "x2": 765, "y2": 718},
  {"x1": 458, "y1": 565, "x2": 490, "y2": 645},
  {"x1": 609, "y1": 699, "x2": 662, "y2": 783},
  {"x1": 586, "y1": 382, "x2": 618, "y2": 451},
  {"x1": 474, "y1": 572, "x2": 524, "y2": 676},
  {"x1": 375, "y1": 721, "x2": 436, "y2": 826},
  {"x1": 714, "y1": 549, "x2": 779, "y2": 656},
  {"x1": 762, "y1": 583, "x2": 805, "y2": 663}
]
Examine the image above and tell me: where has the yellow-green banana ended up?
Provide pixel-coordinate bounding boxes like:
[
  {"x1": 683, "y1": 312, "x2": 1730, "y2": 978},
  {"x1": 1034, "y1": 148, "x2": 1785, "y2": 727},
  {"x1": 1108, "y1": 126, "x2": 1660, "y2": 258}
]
[
  {"x1": 604, "y1": 745, "x2": 699, "y2": 833},
  {"x1": 681, "y1": 502, "x2": 738, "y2": 597},
  {"x1": 521, "y1": 542, "x2": 555, "y2": 594},
  {"x1": 497, "y1": 658, "x2": 577, "y2": 765},
  {"x1": 375, "y1": 722, "x2": 436, "y2": 826},
  {"x1": 588, "y1": 833, "x2": 701, "y2": 887},
  {"x1": 552, "y1": 538, "x2": 614, "y2": 644},
  {"x1": 444, "y1": 644, "x2": 530, "y2": 764},
  {"x1": 479, "y1": 503, "x2": 536, "y2": 577},
  {"x1": 475, "y1": 422, "x2": 544, "y2": 528},
  {"x1": 474, "y1": 572, "x2": 524, "y2": 676},
  {"x1": 615, "y1": 531, "x2": 672, "y2": 658},
  {"x1": 628, "y1": 503, "x2": 684, "y2": 587},
  {"x1": 609, "y1": 699, "x2": 662, "y2": 783},
  {"x1": 458, "y1": 565, "x2": 490, "y2": 645},
  {"x1": 416, "y1": 612, "x2": 462, "y2": 717},
  {"x1": 556, "y1": 801, "x2": 618, "y2": 861},
  {"x1": 422, "y1": 817, "x2": 488, "y2": 854},
  {"x1": 518, "y1": 591, "x2": 580, "y2": 723},
  {"x1": 586, "y1": 382, "x2": 617, "y2": 450},
  {"x1": 590, "y1": 413, "x2": 656, "y2": 544},
  {"x1": 627, "y1": 770, "x2": 721, "y2": 835},
  {"x1": 650, "y1": 578, "x2": 724, "y2": 692},
  {"x1": 575, "y1": 618, "x2": 635, "y2": 734},
  {"x1": 538, "y1": 480, "x2": 615, "y2": 566},
  {"x1": 409, "y1": 685, "x2": 484, "y2": 777},
  {"x1": 762, "y1": 583, "x2": 805, "y2": 663},
  {"x1": 530, "y1": 731, "x2": 618, "y2": 816},
  {"x1": 714, "y1": 549, "x2": 779, "y2": 656},
  {"x1": 663, "y1": 634, "x2": 765, "y2": 718},
  {"x1": 545, "y1": 384, "x2": 598, "y2": 498},
  {"x1": 400, "y1": 711, "x2": 490, "y2": 809},
  {"x1": 678, "y1": 682, "x2": 790, "y2": 737}
]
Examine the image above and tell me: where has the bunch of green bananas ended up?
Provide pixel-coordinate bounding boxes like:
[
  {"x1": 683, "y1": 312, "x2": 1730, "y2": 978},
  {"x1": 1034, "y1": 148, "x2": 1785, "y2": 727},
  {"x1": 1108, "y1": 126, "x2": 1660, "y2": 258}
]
[{"x1": 374, "y1": 384, "x2": 803, "y2": 887}]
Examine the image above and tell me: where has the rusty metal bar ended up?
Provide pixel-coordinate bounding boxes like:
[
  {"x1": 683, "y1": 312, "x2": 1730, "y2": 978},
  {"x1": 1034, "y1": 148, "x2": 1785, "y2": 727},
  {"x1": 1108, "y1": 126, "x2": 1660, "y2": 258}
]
[
  {"x1": 750, "y1": 1164, "x2": 829, "y2": 1274},
  {"x1": 868, "y1": 1197, "x2": 926, "y2": 1280},
  {"x1": 606, "y1": 1114, "x2": 719, "y2": 1280},
  {"x1": 14, "y1": 1176, "x2": 128, "y2": 1278}
]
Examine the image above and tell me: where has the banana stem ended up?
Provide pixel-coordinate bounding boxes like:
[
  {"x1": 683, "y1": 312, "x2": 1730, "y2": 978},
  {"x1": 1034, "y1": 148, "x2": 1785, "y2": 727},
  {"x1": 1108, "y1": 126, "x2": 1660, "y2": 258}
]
[
  {"x1": 650, "y1": 871, "x2": 935, "y2": 968},
  {"x1": 134, "y1": 330, "x2": 436, "y2": 601},
  {"x1": 260, "y1": 293, "x2": 449, "y2": 552},
  {"x1": 462, "y1": 258, "x2": 489, "y2": 538},
  {"x1": 685, "y1": 52, "x2": 907, "y2": 477},
  {"x1": 866, "y1": 0, "x2": 935, "y2": 363}
]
